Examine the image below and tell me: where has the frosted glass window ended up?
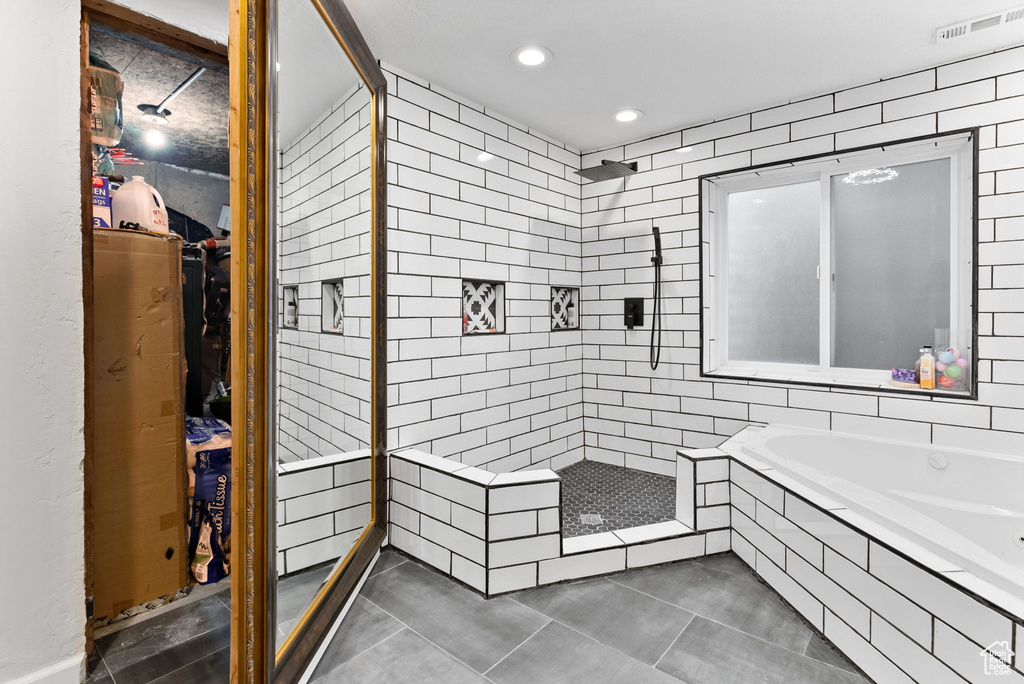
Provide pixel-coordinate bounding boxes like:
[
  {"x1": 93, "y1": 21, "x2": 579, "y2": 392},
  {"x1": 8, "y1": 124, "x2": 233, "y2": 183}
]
[
  {"x1": 702, "y1": 130, "x2": 973, "y2": 393},
  {"x1": 727, "y1": 182, "x2": 820, "y2": 364},
  {"x1": 831, "y1": 160, "x2": 950, "y2": 370}
]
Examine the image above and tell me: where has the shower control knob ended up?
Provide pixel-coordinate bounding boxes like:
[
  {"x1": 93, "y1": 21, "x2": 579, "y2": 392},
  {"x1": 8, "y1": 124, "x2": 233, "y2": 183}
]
[{"x1": 928, "y1": 453, "x2": 949, "y2": 469}]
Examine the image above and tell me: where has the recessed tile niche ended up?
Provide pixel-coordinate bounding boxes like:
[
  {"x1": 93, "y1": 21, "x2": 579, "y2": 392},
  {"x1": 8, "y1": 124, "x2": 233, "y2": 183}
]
[
  {"x1": 551, "y1": 286, "x2": 579, "y2": 330},
  {"x1": 321, "y1": 280, "x2": 344, "y2": 334},
  {"x1": 462, "y1": 280, "x2": 505, "y2": 335},
  {"x1": 282, "y1": 285, "x2": 299, "y2": 329}
]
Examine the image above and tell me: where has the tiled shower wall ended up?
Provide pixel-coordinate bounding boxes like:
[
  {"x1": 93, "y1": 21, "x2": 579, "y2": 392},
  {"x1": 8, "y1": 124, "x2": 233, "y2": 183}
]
[
  {"x1": 579, "y1": 44, "x2": 1024, "y2": 475},
  {"x1": 282, "y1": 45, "x2": 1024, "y2": 475},
  {"x1": 278, "y1": 83, "x2": 373, "y2": 461},
  {"x1": 382, "y1": 64, "x2": 585, "y2": 472}
]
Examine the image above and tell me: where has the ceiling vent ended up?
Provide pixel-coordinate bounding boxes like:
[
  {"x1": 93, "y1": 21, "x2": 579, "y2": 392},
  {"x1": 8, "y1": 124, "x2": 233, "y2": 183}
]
[{"x1": 936, "y1": 5, "x2": 1024, "y2": 42}]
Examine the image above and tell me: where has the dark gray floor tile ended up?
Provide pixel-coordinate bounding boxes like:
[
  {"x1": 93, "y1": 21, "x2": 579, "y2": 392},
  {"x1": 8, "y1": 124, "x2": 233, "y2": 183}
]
[
  {"x1": 361, "y1": 559, "x2": 549, "y2": 672},
  {"x1": 694, "y1": 552, "x2": 749, "y2": 576},
  {"x1": 148, "y1": 646, "x2": 230, "y2": 684},
  {"x1": 513, "y1": 578, "x2": 694, "y2": 665},
  {"x1": 276, "y1": 562, "x2": 336, "y2": 631},
  {"x1": 614, "y1": 554, "x2": 813, "y2": 653},
  {"x1": 487, "y1": 621, "x2": 680, "y2": 684},
  {"x1": 308, "y1": 596, "x2": 405, "y2": 680},
  {"x1": 316, "y1": 628, "x2": 488, "y2": 684},
  {"x1": 804, "y1": 633, "x2": 860, "y2": 674},
  {"x1": 214, "y1": 586, "x2": 232, "y2": 610},
  {"x1": 370, "y1": 548, "x2": 407, "y2": 577},
  {"x1": 107, "y1": 624, "x2": 229, "y2": 684},
  {"x1": 95, "y1": 596, "x2": 230, "y2": 675},
  {"x1": 84, "y1": 648, "x2": 113, "y2": 684},
  {"x1": 657, "y1": 616, "x2": 868, "y2": 684}
]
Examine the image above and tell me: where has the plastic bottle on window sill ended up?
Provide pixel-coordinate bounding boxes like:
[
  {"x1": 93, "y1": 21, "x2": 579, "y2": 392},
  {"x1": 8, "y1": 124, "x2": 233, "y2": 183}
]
[{"x1": 917, "y1": 346, "x2": 936, "y2": 390}]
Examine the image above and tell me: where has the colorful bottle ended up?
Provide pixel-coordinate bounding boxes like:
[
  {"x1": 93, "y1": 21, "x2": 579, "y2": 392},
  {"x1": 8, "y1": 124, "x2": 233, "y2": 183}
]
[{"x1": 918, "y1": 346, "x2": 936, "y2": 390}]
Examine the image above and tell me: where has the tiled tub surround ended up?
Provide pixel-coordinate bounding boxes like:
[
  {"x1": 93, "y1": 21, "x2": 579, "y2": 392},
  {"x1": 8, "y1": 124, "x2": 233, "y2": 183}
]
[
  {"x1": 278, "y1": 80, "x2": 372, "y2": 462},
  {"x1": 389, "y1": 449, "x2": 728, "y2": 596},
  {"x1": 276, "y1": 451, "x2": 371, "y2": 576},
  {"x1": 383, "y1": 63, "x2": 586, "y2": 473},
  {"x1": 676, "y1": 427, "x2": 1024, "y2": 684},
  {"x1": 578, "y1": 43, "x2": 1024, "y2": 476}
]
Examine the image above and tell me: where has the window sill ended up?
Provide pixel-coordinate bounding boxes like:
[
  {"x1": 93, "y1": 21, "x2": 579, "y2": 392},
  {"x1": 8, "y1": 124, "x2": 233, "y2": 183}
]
[{"x1": 703, "y1": 367, "x2": 976, "y2": 400}]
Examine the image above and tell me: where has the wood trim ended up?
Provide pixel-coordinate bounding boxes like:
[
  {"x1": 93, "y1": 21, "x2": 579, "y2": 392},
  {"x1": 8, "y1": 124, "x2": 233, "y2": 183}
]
[
  {"x1": 229, "y1": 0, "x2": 271, "y2": 680},
  {"x1": 271, "y1": 0, "x2": 389, "y2": 681},
  {"x1": 310, "y1": 0, "x2": 387, "y2": 91},
  {"x1": 80, "y1": 7, "x2": 96, "y2": 656},
  {"x1": 81, "y1": 0, "x2": 228, "y2": 64}
]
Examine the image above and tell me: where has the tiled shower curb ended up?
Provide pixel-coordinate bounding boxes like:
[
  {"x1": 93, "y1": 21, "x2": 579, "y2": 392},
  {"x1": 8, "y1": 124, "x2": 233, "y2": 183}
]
[{"x1": 388, "y1": 449, "x2": 729, "y2": 597}]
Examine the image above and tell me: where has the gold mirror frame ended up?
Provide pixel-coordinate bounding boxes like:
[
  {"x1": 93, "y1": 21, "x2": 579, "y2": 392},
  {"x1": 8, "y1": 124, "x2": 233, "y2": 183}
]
[{"x1": 229, "y1": 0, "x2": 387, "y2": 681}]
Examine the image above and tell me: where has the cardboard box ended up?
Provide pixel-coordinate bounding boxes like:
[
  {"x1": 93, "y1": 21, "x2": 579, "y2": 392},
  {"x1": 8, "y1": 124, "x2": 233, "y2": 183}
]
[{"x1": 91, "y1": 228, "x2": 187, "y2": 620}]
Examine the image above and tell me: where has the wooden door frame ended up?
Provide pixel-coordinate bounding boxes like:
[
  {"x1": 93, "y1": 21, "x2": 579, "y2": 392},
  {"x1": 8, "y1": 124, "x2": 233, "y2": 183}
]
[{"x1": 79, "y1": 0, "x2": 229, "y2": 660}]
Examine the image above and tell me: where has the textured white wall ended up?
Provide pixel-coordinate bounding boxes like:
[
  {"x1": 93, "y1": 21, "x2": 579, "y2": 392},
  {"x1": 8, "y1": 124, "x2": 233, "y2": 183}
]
[
  {"x1": 0, "y1": 2, "x2": 86, "y2": 683},
  {"x1": 0, "y1": 3, "x2": 226, "y2": 683}
]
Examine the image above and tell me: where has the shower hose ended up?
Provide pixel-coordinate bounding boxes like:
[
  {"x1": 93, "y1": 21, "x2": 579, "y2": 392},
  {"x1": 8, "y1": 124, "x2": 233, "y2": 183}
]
[{"x1": 650, "y1": 233, "x2": 663, "y2": 370}]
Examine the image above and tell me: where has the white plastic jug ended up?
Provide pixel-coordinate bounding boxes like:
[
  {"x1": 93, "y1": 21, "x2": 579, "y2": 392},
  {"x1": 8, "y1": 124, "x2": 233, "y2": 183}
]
[{"x1": 111, "y1": 176, "x2": 169, "y2": 233}]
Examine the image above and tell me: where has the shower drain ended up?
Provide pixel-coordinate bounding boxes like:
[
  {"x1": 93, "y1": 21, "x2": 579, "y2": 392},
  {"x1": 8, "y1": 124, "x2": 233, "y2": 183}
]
[
  {"x1": 580, "y1": 514, "x2": 603, "y2": 525},
  {"x1": 1014, "y1": 534, "x2": 1024, "y2": 549}
]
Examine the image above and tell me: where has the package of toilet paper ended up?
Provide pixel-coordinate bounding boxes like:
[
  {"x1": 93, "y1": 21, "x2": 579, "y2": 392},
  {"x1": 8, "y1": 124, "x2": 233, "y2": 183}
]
[{"x1": 186, "y1": 416, "x2": 231, "y2": 583}]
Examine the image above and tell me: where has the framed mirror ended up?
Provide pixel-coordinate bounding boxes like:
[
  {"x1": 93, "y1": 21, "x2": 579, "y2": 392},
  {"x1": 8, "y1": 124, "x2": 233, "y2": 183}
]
[{"x1": 229, "y1": 0, "x2": 386, "y2": 680}]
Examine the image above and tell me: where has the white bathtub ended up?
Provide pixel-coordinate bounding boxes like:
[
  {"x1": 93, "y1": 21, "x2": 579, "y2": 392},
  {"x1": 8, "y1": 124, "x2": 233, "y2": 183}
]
[{"x1": 740, "y1": 424, "x2": 1024, "y2": 601}]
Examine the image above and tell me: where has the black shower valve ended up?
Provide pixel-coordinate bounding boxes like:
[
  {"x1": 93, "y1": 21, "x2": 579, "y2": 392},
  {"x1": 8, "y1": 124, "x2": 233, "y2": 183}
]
[{"x1": 624, "y1": 297, "x2": 644, "y2": 329}]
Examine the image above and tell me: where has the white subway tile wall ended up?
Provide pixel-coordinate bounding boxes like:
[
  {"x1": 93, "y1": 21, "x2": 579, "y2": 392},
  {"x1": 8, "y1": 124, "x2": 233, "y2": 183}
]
[
  {"x1": 383, "y1": 64, "x2": 585, "y2": 473},
  {"x1": 276, "y1": 454, "x2": 371, "y2": 575},
  {"x1": 278, "y1": 82, "x2": 373, "y2": 462},
  {"x1": 581, "y1": 45, "x2": 1024, "y2": 474}
]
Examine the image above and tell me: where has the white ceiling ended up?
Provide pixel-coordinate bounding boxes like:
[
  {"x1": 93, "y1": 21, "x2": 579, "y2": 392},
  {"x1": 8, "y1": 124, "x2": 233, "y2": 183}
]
[
  {"x1": 344, "y1": 0, "x2": 1024, "y2": 152},
  {"x1": 278, "y1": 0, "x2": 361, "y2": 147}
]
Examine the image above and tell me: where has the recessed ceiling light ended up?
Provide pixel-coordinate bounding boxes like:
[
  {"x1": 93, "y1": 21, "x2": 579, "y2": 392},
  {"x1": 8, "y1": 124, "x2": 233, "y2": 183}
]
[
  {"x1": 144, "y1": 129, "x2": 166, "y2": 147},
  {"x1": 511, "y1": 46, "x2": 552, "y2": 67},
  {"x1": 614, "y1": 109, "x2": 643, "y2": 123},
  {"x1": 477, "y1": 152, "x2": 494, "y2": 162}
]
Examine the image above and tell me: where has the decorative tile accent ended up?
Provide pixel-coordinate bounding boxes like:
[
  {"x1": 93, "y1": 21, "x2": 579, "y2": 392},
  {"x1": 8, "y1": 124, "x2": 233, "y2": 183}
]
[
  {"x1": 551, "y1": 286, "x2": 579, "y2": 330},
  {"x1": 462, "y1": 280, "x2": 504, "y2": 335},
  {"x1": 282, "y1": 286, "x2": 298, "y2": 329},
  {"x1": 321, "y1": 280, "x2": 344, "y2": 334},
  {"x1": 557, "y1": 460, "x2": 676, "y2": 538}
]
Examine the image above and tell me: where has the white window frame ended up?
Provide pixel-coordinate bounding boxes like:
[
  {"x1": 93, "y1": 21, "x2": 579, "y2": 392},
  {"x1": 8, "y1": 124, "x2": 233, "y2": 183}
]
[{"x1": 700, "y1": 131, "x2": 975, "y2": 393}]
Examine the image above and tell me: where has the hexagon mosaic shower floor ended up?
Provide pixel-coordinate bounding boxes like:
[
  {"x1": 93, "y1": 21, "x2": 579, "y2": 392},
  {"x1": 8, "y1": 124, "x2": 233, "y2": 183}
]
[{"x1": 557, "y1": 460, "x2": 677, "y2": 538}]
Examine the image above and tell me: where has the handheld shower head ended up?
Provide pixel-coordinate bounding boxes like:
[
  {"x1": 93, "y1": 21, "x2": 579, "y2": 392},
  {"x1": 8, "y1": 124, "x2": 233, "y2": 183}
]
[{"x1": 650, "y1": 226, "x2": 663, "y2": 370}]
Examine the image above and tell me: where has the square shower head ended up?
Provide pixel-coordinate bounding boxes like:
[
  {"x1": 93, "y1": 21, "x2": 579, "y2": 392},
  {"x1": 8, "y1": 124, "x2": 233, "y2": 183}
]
[{"x1": 574, "y1": 160, "x2": 638, "y2": 182}]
